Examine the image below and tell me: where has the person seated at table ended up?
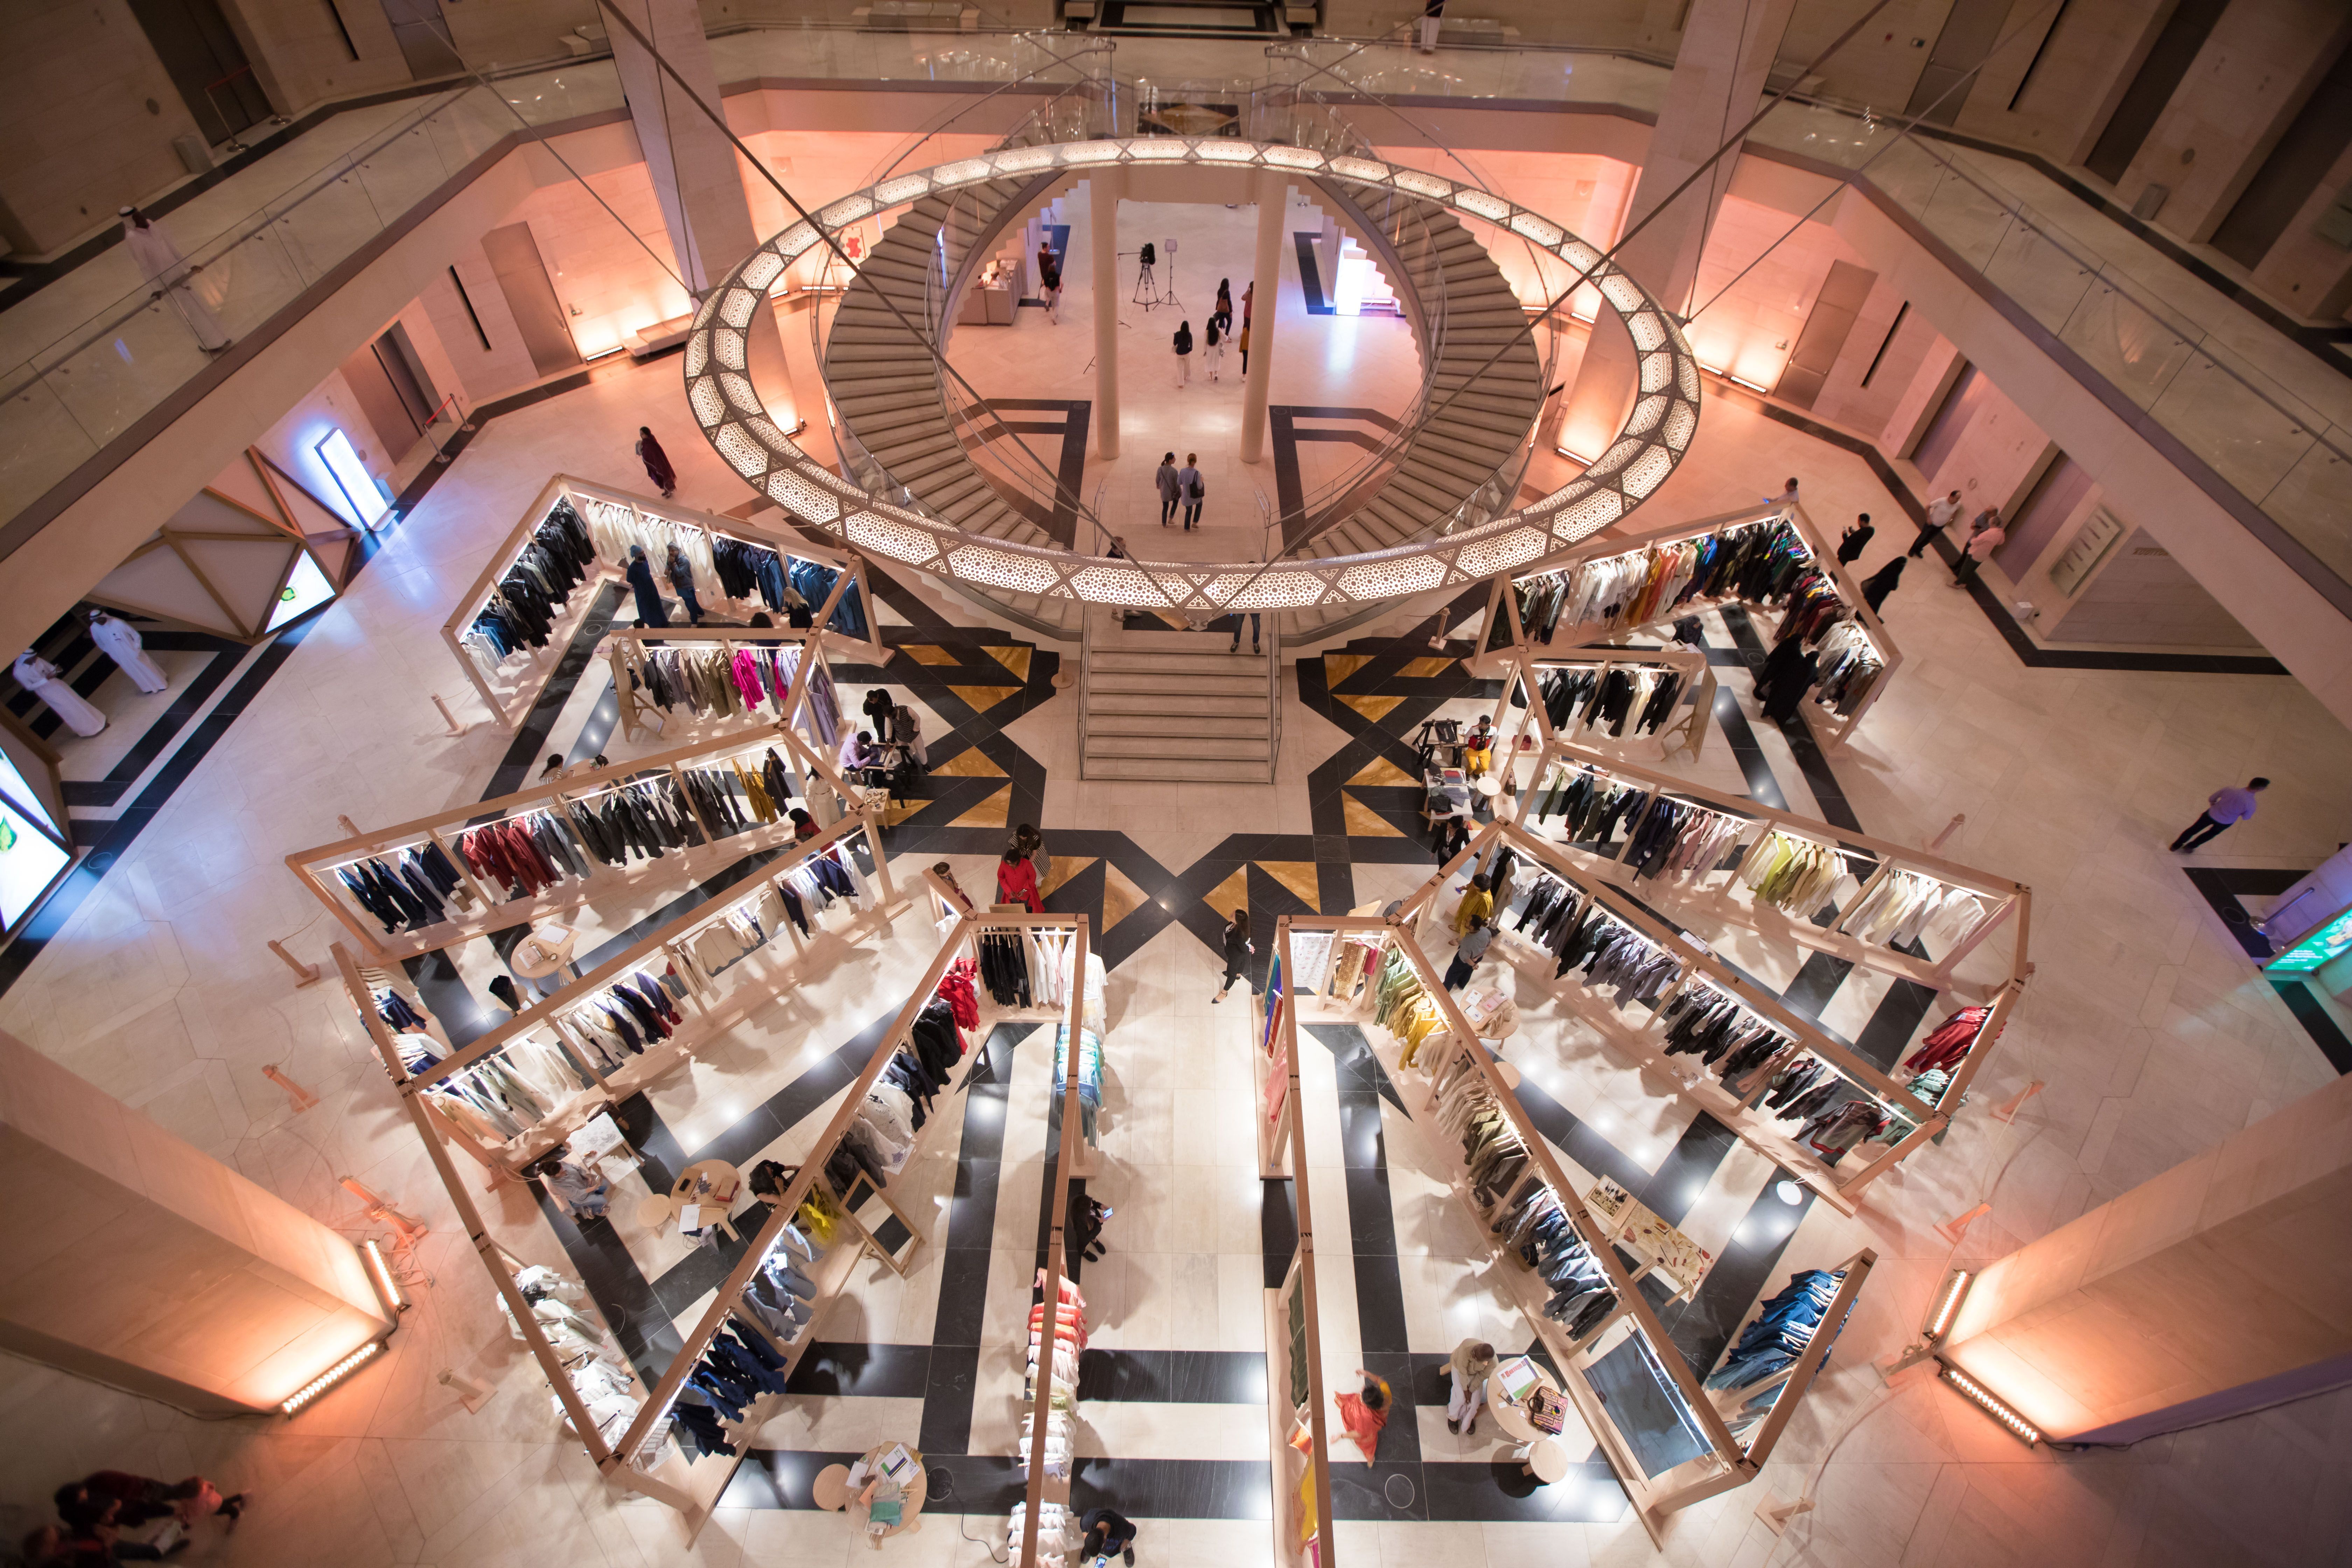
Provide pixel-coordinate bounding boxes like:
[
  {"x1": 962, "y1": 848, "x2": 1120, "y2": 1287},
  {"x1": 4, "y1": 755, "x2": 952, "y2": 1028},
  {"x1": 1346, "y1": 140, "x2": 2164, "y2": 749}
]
[
  {"x1": 1447, "y1": 1339, "x2": 1497, "y2": 1436},
  {"x1": 838, "y1": 728, "x2": 874, "y2": 777},
  {"x1": 1463, "y1": 715, "x2": 1495, "y2": 775},
  {"x1": 531, "y1": 1144, "x2": 610, "y2": 1223},
  {"x1": 1079, "y1": 1506, "x2": 1138, "y2": 1564},
  {"x1": 1334, "y1": 1368, "x2": 1392, "y2": 1460}
]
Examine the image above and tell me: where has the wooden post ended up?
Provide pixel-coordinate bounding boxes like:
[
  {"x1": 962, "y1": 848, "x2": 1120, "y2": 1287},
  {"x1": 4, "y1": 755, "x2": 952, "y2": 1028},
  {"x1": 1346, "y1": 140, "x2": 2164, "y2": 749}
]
[
  {"x1": 267, "y1": 939, "x2": 323, "y2": 986},
  {"x1": 431, "y1": 693, "x2": 464, "y2": 735},
  {"x1": 331, "y1": 943, "x2": 615, "y2": 1466}
]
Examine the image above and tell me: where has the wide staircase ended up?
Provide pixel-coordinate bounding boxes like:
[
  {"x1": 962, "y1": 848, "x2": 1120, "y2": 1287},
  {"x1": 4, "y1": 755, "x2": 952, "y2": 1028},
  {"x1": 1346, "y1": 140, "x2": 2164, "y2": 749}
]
[
  {"x1": 1289, "y1": 178, "x2": 1545, "y2": 559},
  {"x1": 1079, "y1": 612, "x2": 1279, "y2": 781}
]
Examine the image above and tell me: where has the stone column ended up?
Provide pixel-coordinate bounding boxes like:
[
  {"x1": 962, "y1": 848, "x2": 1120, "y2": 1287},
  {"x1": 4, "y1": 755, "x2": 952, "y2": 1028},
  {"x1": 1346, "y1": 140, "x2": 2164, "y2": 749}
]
[
  {"x1": 1090, "y1": 168, "x2": 1123, "y2": 460},
  {"x1": 1555, "y1": 0, "x2": 1794, "y2": 461},
  {"x1": 1240, "y1": 167, "x2": 1289, "y2": 465},
  {"x1": 0, "y1": 1031, "x2": 396, "y2": 1415},
  {"x1": 606, "y1": 0, "x2": 797, "y2": 424}
]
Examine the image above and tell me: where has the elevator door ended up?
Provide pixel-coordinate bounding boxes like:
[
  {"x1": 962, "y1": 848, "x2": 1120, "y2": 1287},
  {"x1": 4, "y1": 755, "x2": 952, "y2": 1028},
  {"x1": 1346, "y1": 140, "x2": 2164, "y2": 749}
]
[{"x1": 125, "y1": 0, "x2": 273, "y2": 146}]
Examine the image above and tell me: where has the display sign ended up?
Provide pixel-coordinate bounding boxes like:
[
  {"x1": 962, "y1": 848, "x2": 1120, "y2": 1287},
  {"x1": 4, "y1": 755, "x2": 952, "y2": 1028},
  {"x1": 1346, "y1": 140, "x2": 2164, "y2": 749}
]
[{"x1": 2266, "y1": 902, "x2": 2352, "y2": 975}]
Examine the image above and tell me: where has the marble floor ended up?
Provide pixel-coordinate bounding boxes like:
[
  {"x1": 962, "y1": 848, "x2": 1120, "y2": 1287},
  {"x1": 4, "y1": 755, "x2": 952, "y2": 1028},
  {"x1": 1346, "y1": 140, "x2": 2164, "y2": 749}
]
[{"x1": 2, "y1": 321, "x2": 2351, "y2": 1568}]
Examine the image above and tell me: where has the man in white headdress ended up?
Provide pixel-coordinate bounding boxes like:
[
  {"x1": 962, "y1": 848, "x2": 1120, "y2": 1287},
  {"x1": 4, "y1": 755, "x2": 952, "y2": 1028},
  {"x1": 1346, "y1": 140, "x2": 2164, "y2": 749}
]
[
  {"x1": 11, "y1": 651, "x2": 106, "y2": 736},
  {"x1": 87, "y1": 609, "x2": 169, "y2": 694},
  {"x1": 119, "y1": 205, "x2": 231, "y2": 353}
]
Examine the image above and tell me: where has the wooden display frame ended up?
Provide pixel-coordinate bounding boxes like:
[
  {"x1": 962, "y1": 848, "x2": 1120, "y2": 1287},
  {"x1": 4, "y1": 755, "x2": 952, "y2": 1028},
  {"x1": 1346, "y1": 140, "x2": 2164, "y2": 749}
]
[
  {"x1": 1476, "y1": 500, "x2": 1900, "y2": 750},
  {"x1": 1494, "y1": 648, "x2": 2034, "y2": 1003},
  {"x1": 1262, "y1": 920, "x2": 1339, "y2": 1568},
  {"x1": 380, "y1": 803, "x2": 898, "y2": 1180},
  {"x1": 285, "y1": 713, "x2": 858, "y2": 961},
  {"x1": 600, "y1": 621, "x2": 850, "y2": 746},
  {"x1": 1477, "y1": 642, "x2": 1715, "y2": 764},
  {"x1": 1293, "y1": 909, "x2": 1764, "y2": 1544},
  {"x1": 441, "y1": 473, "x2": 884, "y2": 730}
]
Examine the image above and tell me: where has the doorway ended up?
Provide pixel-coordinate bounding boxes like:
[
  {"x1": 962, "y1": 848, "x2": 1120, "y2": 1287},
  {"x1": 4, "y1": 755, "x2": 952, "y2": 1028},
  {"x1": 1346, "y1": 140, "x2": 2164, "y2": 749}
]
[{"x1": 125, "y1": 0, "x2": 273, "y2": 147}]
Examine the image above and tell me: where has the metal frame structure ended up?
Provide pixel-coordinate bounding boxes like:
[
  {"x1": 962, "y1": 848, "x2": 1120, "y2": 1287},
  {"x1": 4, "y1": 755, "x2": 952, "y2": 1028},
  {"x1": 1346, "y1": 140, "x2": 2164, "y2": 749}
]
[{"x1": 685, "y1": 138, "x2": 1703, "y2": 620}]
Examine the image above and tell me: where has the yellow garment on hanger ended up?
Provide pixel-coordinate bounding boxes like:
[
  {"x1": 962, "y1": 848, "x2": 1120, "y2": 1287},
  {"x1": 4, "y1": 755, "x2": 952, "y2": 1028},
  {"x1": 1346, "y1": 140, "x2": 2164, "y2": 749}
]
[{"x1": 734, "y1": 758, "x2": 777, "y2": 823}]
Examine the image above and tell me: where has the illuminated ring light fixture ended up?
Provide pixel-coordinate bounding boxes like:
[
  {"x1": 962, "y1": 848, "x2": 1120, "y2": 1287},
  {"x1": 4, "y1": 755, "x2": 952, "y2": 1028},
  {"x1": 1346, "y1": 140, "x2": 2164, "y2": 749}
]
[{"x1": 685, "y1": 139, "x2": 1701, "y2": 617}]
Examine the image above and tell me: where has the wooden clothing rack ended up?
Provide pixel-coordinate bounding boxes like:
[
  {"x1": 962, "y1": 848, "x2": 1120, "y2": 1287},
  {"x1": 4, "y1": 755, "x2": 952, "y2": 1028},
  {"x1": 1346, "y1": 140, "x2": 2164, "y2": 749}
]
[
  {"x1": 377, "y1": 804, "x2": 899, "y2": 1182},
  {"x1": 1475, "y1": 499, "x2": 1900, "y2": 750},
  {"x1": 601, "y1": 622, "x2": 846, "y2": 746},
  {"x1": 440, "y1": 473, "x2": 884, "y2": 730},
  {"x1": 1418, "y1": 816, "x2": 2025, "y2": 1212},
  {"x1": 284, "y1": 710, "x2": 859, "y2": 961},
  {"x1": 1296, "y1": 908, "x2": 1781, "y2": 1545},
  {"x1": 1478, "y1": 642, "x2": 1715, "y2": 764},
  {"x1": 1491, "y1": 650, "x2": 2035, "y2": 1003}
]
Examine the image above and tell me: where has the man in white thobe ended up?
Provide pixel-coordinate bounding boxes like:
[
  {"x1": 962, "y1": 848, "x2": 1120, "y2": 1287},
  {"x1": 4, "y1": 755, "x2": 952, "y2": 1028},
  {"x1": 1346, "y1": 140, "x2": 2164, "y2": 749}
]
[
  {"x1": 88, "y1": 610, "x2": 169, "y2": 694},
  {"x1": 119, "y1": 205, "x2": 231, "y2": 352},
  {"x1": 11, "y1": 652, "x2": 106, "y2": 736}
]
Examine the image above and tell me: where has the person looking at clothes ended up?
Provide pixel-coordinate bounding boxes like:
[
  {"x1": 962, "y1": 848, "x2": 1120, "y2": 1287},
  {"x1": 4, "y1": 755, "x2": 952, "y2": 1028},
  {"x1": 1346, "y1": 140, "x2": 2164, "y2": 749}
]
[
  {"x1": 862, "y1": 686, "x2": 896, "y2": 742},
  {"x1": 1079, "y1": 1506, "x2": 1138, "y2": 1565},
  {"x1": 790, "y1": 807, "x2": 819, "y2": 843},
  {"x1": 1445, "y1": 916, "x2": 1492, "y2": 990},
  {"x1": 533, "y1": 1144, "x2": 611, "y2": 1223},
  {"x1": 1454, "y1": 872, "x2": 1493, "y2": 936},
  {"x1": 664, "y1": 543, "x2": 704, "y2": 625},
  {"x1": 997, "y1": 846, "x2": 1043, "y2": 911},
  {"x1": 624, "y1": 545, "x2": 668, "y2": 627}
]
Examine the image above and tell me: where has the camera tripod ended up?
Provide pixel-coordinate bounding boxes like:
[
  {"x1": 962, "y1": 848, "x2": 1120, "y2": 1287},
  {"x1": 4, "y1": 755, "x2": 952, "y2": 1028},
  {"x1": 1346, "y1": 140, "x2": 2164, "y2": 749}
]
[{"x1": 1129, "y1": 239, "x2": 1182, "y2": 312}]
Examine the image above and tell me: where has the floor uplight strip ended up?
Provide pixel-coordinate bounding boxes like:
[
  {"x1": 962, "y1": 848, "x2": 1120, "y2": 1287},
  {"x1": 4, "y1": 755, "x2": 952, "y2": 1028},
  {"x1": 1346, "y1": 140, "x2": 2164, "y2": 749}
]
[
  {"x1": 282, "y1": 1339, "x2": 384, "y2": 1415},
  {"x1": 1938, "y1": 1360, "x2": 2041, "y2": 1446}
]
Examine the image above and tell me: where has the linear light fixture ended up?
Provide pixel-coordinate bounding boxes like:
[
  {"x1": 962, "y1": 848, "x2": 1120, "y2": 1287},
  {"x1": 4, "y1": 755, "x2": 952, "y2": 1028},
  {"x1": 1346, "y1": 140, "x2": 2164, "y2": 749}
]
[
  {"x1": 1924, "y1": 1269, "x2": 1971, "y2": 1341},
  {"x1": 1938, "y1": 1361, "x2": 2040, "y2": 1446},
  {"x1": 1557, "y1": 445, "x2": 1596, "y2": 465},
  {"x1": 1729, "y1": 374, "x2": 1773, "y2": 394},
  {"x1": 361, "y1": 1238, "x2": 406, "y2": 1313},
  {"x1": 282, "y1": 1338, "x2": 384, "y2": 1415}
]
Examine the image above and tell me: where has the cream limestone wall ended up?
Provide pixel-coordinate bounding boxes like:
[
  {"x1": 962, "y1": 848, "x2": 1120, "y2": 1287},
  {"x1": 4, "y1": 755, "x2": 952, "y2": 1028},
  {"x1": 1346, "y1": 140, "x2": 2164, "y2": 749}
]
[{"x1": 0, "y1": 1029, "x2": 393, "y2": 1414}]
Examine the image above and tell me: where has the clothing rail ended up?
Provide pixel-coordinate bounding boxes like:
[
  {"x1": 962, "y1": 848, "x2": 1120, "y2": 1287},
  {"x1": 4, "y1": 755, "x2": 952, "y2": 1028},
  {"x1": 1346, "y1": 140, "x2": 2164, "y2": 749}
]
[
  {"x1": 1499, "y1": 681, "x2": 2031, "y2": 1001},
  {"x1": 1377, "y1": 916, "x2": 1753, "y2": 1545},
  {"x1": 1479, "y1": 500, "x2": 1899, "y2": 750},
  {"x1": 387, "y1": 803, "x2": 888, "y2": 1178},
  {"x1": 596, "y1": 911, "x2": 981, "y2": 1513},
  {"x1": 284, "y1": 712, "x2": 856, "y2": 960},
  {"x1": 1262, "y1": 919, "x2": 1337, "y2": 1568},
  {"x1": 439, "y1": 472, "x2": 883, "y2": 730},
  {"x1": 600, "y1": 622, "x2": 841, "y2": 744},
  {"x1": 1471, "y1": 814, "x2": 2021, "y2": 1211},
  {"x1": 1487, "y1": 642, "x2": 1714, "y2": 763}
]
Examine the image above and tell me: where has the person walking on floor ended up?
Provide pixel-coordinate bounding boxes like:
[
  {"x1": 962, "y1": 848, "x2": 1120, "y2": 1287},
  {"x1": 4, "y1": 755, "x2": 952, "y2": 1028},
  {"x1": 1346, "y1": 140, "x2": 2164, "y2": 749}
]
[
  {"x1": 1229, "y1": 611, "x2": 1260, "y2": 655},
  {"x1": 624, "y1": 545, "x2": 669, "y2": 626},
  {"x1": 1237, "y1": 319, "x2": 1251, "y2": 377},
  {"x1": 1213, "y1": 908, "x2": 1253, "y2": 1002},
  {"x1": 1178, "y1": 453, "x2": 1204, "y2": 528},
  {"x1": 1036, "y1": 237, "x2": 1061, "y2": 323},
  {"x1": 1172, "y1": 319, "x2": 1193, "y2": 386},
  {"x1": 1445, "y1": 915, "x2": 1492, "y2": 989},
  {"x1": 1434, "y1": 811, "x2": 1469, "y2": 863},
  {"x1": 1447, "y1": 1338, "x2": 1497, "y2": 1435},
  {"x1": 1012, "y1": 822, "x2": 1051, "y2": 887},
  {"x1": 1836, "y1": 514, "x2": 1873, "y2": 565},
  {"x1": 1911, "y1": 490, "x2": 1964, "y2": 557},
  {"x1": 2170, "y1": 778, "x2": 2268, "y2": 853},
  {"x1": 1765, "y1": 476, "x2": 1800, "y2": 510},
  {"x1": 1335, "y1": 1369, "x2": 1392, "y2": 1459},
  {"x1": 635, "y1": 426, "x2": 677, "y2": 498},
  {"x1": 119, "y1": 205, "x2": 229, "y2": 353},
  {"x1": 1213, "y1": 277, "x2": 1233, "y2": 330},
  {"x1": 86, "y1": 610, "x2": 169, "y2": 694},
  {"x1": 1202, "y1": 314, "x2": 1224, "y2": 380},
  {"x1": 1156, "y1": 452, "x2": 1181, "y2": 526},
  {"x1": 1952, "y1": 508, "x2": 2003, "y2": 588},
  {"x1": 11, "y1": 651, "x2": 105, "y2": 736},
  {"x1": 663, "y1": 542, "x2": 704, "y2": 625},
  {"x1": 1859, "y1": 555, "x2": 1904, "y2": 615},
  {"x1": 997, "y1": 846, "x2": 1043, "y2": 912}
]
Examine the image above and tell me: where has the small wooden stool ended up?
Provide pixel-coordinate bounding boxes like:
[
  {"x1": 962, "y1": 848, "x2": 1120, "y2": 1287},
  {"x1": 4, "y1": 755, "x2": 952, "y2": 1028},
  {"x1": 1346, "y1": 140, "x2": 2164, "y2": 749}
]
[
  {"x1": 812, "y1": 1463, "x2": 853, "y2": 1512},
  {"x1": 1517, "y1": 1437, "x2": 1569, "y2": 1483},
  {"x1": 634, "y1": 1194, "x2": 674, "y2": 1230}
]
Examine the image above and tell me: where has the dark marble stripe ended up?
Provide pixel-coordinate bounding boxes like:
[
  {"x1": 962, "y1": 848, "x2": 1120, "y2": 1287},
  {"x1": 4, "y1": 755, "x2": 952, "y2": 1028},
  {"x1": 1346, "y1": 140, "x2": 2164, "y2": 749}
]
[
  {"x1": 1649, "y1": 1171, "x2": 1816, "y2": 1378},
  {"x1": 1076, "y1": 1349, "x2": 1269, "y2": 1404},
  {"x1": 785, "y1": 1341, "x2": 935, "y2": 1398}
]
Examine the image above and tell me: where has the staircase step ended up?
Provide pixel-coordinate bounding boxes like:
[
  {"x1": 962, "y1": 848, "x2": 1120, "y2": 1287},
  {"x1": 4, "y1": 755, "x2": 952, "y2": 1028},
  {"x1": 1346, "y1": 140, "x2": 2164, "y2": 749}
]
[
  {"x1": 1090, "y1": 651, "x2": 1265, "y2": 677},
  {"x1": 1087, "y1": 671, "x2": 1266, "y2": 696},
  {"x1": 1087, "y1": 692, "x2": 1270, "y2": 718},
  {"x1": 1086, "y1": 712, "x2": 1270, "y2": 737},
  {"x1": 1085, "y1": 734, "x2": 1271, "y2": 761},
  {"x1": 1080, "y1": 756, "x2": 1270, "y2": 781}
]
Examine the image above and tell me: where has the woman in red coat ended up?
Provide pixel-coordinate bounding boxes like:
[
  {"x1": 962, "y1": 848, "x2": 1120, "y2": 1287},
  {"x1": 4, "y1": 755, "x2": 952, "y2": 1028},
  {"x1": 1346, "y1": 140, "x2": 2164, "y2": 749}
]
[{"x1": 997, "y1": 848, "x2": 1042, "y2": 912}]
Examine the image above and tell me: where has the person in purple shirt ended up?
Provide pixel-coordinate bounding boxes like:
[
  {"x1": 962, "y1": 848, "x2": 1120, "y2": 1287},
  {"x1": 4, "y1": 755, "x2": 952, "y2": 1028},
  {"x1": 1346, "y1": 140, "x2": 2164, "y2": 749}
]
[{"x1": 2169, "y1": 778, "x2": 2268, "y2": 852}]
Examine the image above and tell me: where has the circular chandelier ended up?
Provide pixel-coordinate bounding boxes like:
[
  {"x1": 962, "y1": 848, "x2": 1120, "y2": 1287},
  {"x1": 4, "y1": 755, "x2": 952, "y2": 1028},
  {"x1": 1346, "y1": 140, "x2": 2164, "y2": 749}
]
[{"x1": 685, "y1": 138, "x2": 1700, "y2": 616}]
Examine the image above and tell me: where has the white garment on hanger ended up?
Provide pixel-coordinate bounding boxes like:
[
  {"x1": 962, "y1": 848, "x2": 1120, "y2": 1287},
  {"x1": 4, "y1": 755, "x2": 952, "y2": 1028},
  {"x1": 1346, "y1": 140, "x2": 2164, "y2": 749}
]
[
  {"x1": 88, "y1": 615, "x2": 168, "y2": 693},
  {"x1": 12, "y1": 653, "x2": 105, "y2": 736}
]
